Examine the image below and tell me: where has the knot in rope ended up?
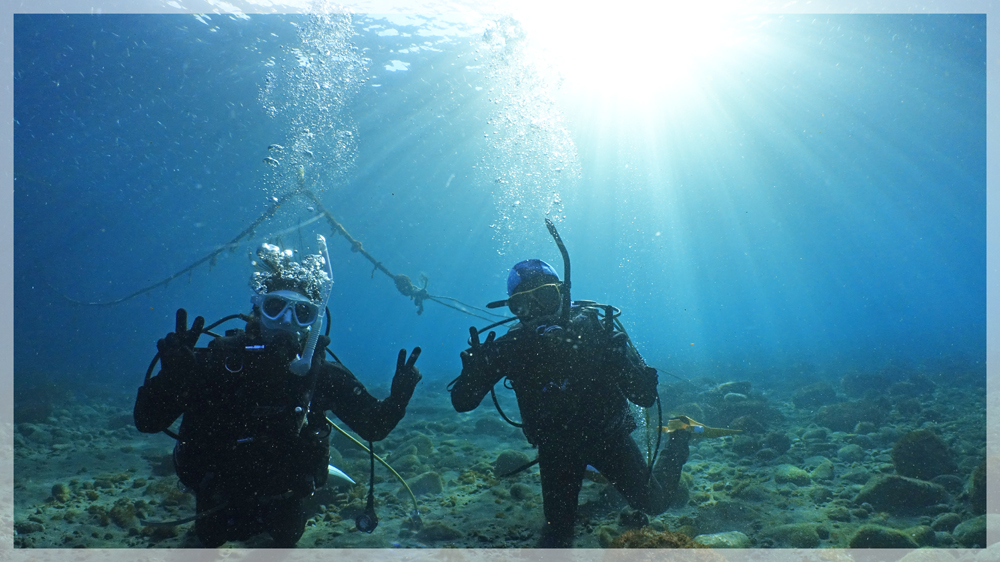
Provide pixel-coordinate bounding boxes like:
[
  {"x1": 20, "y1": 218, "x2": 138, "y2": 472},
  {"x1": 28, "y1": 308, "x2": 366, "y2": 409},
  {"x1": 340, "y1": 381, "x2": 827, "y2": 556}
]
[
  {"x1": 394, "y1": 274, "x2": 416, "y2": 296},
  {"x1": 393, "y1": 274, "x2": 430, "y2": 315}
]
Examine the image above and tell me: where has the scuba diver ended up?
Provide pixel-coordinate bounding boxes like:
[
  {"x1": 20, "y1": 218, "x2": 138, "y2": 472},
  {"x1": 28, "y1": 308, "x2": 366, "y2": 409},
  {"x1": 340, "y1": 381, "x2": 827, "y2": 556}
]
[
  {"x1": 134, "y1": 238, "x2": 422, "y2": 548},
  {"x1": 449, "y1": 226, "x2": 691, "y2": 548}
]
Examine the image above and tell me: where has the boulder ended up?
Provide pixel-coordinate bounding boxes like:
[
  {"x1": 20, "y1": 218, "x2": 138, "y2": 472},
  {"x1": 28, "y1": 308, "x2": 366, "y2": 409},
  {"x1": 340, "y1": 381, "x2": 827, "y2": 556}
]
[
  {"x1": 474, "y1": 416, "x2": 512, "y2": 436},
  {"x1": 406, "y1": 471, "x2": 444, "y2": 496},
  {"x1": 397, "y1": 433, "x2": 435, "y2": 456},
  {"x1": 416, "y1": 520, "x2": 463, "y2": 542},
  {"x1": 848, "y1": 525, "x2": 919, "y2": 548},
  {"x1": 891, "y1": 429, "x2": 958, "y2": 481},
  {"x1": 953, "y1": 515, "x2": 988, "y2": 548},
  {"x1": 509, "y1": 482, "x2": 534, "y2": 501},
  {"x1": 930, "y1": 474, "x2": 965, "y2": 494},
  {"x1": 762, "y1": 523, "x2": 820, "y2": 548},
  {"x1": 731, "y1": 434, "x2": 762, "y2": 457},
  {"x1": 904, "y1": 525, "x2": 936, "y2": 547},
  {"x1": 815, "y1": 400, "x2": 887, "y2": 433},
  {"x1": 931, "y1": 512, "x2": 962, "y2": 533},
  {"x1": 837, "y1": 444, "x2": 865, "y2": 463},
  {"x1": 492, "y1": 450, "x2": 531, "y2": 477},
  {"x1": 709, "y1": 381, "x2": 752, "y2": 397},
  {"x1": 825, "y1": 506, "x2": 851, "y2": 522},
  {"x1": 695, "y1": 500, "x2": 761, "y2": 535},
  {"x1": 854, "y1": 475, "x2": 948, "y2": 514},
  {"x1": 755, "y1": 448, "x2": 779, "y2": 462},
  {"x1": 774, "y1": 464, "x2": 811, "y2": 486},
  {"x1": 762, "y1": 432, "x2": 791, "y2": 455},
  {"x1": 802, "y1": 427, "x2": 828, "y2": 441},
  {"x1": 842, "y1": 468, "x2": 874, "y2": 484},
  {"x1": 792, "y1": 381, "x2": 838, "y2": 409},
  {"x1": 693, "y1": 531, "x2": 751, "y2": 548},
  {"x1": 810, "y1": 460, "x2": 835, "y2": 482},
  {"x1": 729, "y1": 415, "x2": 766, "y2": 434}
]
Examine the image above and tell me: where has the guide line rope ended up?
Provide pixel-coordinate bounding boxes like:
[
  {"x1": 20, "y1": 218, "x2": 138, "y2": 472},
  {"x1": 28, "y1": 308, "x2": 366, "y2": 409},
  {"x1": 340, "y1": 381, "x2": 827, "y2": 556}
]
[{"x1": 50, "y1": 185, "x2": 508, "y2": 323}]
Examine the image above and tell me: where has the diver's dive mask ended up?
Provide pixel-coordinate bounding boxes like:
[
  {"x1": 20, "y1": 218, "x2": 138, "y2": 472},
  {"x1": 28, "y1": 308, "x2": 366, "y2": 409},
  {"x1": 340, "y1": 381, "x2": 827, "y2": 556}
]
[
  {"x1": 252, "y1": 290, "x2": 320, "y2": 335},
  {"x1": 507, "y1": 283, "x2": 562, "y2": 319}
]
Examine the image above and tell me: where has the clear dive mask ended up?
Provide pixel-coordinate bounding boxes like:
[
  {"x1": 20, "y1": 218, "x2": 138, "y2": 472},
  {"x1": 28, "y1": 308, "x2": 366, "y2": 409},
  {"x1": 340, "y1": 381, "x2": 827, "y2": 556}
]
[
  {"x1": 507, "y1": 283, "x2": 562, "y2": 319},
  {"x1": 252, "y1": 290, "x2": 320, "y2": 334}
]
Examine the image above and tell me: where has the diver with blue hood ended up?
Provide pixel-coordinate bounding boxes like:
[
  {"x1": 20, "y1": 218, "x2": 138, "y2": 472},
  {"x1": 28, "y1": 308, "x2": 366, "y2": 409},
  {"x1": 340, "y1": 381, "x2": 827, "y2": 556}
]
[
  {"x1": 134, "y1": 236, "x2": 422, "y2": 548},
  {"x1": 449, "y1": 223, "x2": 691, "y2": 548}
]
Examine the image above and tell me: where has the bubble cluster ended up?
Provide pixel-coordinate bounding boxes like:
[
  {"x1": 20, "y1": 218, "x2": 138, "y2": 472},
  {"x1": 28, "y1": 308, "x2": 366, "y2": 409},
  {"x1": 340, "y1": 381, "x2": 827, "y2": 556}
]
[
  {"x1": 258, "y1": 8, "x2": 368, "y2": 197},
  {"x1": 249, "y1": 243, "x2": 331, "y2": 303},
  {"x1": 476, "y1": 16, "x2": 580, "y2": 252}
]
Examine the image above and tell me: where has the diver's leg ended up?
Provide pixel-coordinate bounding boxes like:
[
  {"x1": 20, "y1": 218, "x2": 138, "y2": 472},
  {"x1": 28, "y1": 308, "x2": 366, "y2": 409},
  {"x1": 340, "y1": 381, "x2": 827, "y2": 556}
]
[
  {"x1": 267, "y1": 497, "x2": 306, "y2": 547},
  {"x1": 228, "y1": 501, "x2": 266, "y2": 542},
  {"x1": 193, "y1": 490, "x2": 229, "y2": 548},
  {"x1": 652, "y1": 429, "x2": 691, "y2": 505},
  {"x1": 591, "y1": 429, "x2": 691, "y2": 515},
  {"x1": 536, "y1": 443, "x2": 587, "y2": 548},
  {"x1": 589, "y1": 431, "x2": 667, "y2": 515}
]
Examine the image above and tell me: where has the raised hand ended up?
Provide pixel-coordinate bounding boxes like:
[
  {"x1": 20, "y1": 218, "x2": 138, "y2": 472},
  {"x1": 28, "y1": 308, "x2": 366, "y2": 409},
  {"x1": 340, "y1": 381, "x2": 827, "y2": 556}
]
[
  {"x1": 460, "y1": 326, "x2": 496, "y2": 372},
  {"x1": 390, "y1": 347, "x2": 422, "y2": 404},
  {"x1": 156, "y1": 308, "x2": 205, "y2": 375}
]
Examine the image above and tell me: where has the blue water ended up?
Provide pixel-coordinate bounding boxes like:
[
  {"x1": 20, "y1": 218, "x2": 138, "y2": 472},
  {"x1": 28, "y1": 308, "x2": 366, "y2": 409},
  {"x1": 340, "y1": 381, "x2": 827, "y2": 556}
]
[{"x1": 14, "y1": 12, "x2": 985, "y2": 399}]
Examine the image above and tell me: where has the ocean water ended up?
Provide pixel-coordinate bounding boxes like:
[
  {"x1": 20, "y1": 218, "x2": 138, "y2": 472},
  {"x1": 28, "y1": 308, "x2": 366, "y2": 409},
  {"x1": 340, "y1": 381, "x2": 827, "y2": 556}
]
[{"x1": 11, "y1": 7, "x2": 988, "y2": 551}]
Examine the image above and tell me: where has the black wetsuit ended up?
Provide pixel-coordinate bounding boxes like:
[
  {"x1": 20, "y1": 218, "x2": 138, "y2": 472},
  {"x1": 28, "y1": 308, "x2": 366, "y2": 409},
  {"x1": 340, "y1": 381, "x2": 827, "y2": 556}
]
[
  {"x1": 450, "y1": 306, "x2": 689, "y2": 547},
  {"x1": 134, "y1": 325, "x2": 411, "y2": 547}
]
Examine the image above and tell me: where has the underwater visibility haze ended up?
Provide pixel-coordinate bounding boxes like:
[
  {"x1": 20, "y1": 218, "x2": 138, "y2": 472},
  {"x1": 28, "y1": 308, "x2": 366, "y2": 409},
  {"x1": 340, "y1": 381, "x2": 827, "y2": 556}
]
[{"x1": 11, "y1": 7, "x2": 988, "y2": 550}]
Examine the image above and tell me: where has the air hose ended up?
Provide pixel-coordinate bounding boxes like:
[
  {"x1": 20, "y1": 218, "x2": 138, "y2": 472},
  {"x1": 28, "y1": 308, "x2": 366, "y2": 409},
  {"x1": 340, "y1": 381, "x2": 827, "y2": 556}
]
[{"x1": 325, "y1": 417, "x2": 421, "y2": 525}]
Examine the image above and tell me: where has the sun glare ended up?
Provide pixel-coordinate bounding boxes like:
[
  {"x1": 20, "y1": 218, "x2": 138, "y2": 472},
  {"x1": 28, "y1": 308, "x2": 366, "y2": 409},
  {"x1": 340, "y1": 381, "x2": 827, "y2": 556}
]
[{"x1": 513, "y1": 4, "x2": 749, "y2": 105}]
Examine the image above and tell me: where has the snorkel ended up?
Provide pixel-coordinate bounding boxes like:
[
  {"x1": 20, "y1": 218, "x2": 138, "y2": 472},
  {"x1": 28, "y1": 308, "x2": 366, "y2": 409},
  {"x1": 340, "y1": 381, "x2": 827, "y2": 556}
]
[
  {"x1": 544, "y1": 218, "x2": 572, "y2": 324},
  {"x1": 290, "y1": 234, "x2": 333, "y2": 376}
]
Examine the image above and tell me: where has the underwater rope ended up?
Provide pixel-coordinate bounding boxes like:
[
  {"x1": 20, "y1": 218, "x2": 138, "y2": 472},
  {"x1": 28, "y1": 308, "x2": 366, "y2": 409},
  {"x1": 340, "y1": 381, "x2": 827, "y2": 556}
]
[
  {"x1": 49, "y1": 186, "x2": 509, "y2": 323},
  {"x1": 50, "y1": 189, "x2": 301, "y2": 307}
]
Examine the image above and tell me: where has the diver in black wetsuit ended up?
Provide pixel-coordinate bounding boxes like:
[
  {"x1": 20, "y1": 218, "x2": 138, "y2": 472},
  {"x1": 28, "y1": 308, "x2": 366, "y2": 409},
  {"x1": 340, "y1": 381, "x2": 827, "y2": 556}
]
[
  {"x1": 449, "y1": 259, "x2": 691, "y2": 548},
  {"x1": 134, "y1": 240, "x2": 422, "y2": 548}
]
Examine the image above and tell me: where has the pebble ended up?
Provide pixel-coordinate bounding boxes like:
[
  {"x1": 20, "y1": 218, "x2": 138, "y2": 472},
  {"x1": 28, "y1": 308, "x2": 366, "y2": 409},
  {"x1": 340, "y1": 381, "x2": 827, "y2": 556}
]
[{"x1": 694, "y1": 531, "x2": 751, "y2": 548}]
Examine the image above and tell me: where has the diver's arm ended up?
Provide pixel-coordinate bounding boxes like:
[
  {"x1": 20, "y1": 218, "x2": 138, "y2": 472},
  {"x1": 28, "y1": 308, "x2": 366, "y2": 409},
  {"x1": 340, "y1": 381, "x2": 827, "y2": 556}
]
[
  {"x1": 135, "y1": 308, "x2": 203, "y2": 433},
  {"x1": 450, "y1": 348, "x2": 505, "y2": 412},
  {"x1": 133, "y1": 368, "x2": 189, "y2": 433},
  {"x1": 608, "y1": 332, "x2": 658, "y2": 408},
  {"x1": 450, "y1": 326, "x2": 507, "y2": 412},
  {"x1": 318, "y1": 361, "x2": 409, "y2": 442}
]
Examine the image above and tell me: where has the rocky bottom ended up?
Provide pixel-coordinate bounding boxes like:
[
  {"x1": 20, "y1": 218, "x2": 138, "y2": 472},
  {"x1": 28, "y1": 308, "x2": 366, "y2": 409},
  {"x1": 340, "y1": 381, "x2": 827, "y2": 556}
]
[{"x1": 11, "y1": 365, "x2": 997, "y2": 552}]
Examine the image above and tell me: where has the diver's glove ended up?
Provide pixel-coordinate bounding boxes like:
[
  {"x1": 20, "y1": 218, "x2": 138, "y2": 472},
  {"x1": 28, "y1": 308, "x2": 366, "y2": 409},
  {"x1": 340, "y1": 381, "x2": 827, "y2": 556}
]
[
  {"x1": 156, "y1": 308, "x2": 205, "y2": 378},
  {"x1": 602, "y1": 331, "x2": 658, "y2": 407},
  {"x1": 460, "y1": 326, "x2": 497, "y2": 375},
  {"x1": 390, "y1": 348, "x2": 422, "y2": 405},
  {"x1": 603, "y1": 331, "x2": 631, "y2": 367}
]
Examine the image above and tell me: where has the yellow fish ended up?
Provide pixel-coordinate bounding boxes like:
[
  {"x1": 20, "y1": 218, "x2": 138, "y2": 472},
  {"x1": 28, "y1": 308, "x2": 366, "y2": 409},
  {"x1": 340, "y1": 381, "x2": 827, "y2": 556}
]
[{"x1": 661, "y1": 415, "x2": 743, "y2": 439}]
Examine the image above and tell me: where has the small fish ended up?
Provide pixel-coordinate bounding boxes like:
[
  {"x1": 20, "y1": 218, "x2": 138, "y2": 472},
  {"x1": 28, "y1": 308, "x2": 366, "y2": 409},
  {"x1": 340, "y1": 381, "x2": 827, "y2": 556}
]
[
  {"x1": 268, "y1": 143, "x2": 284, "y2": 151},
  {"x1": 302, "y1": 149, "x2": 314, "y2": 158},
  {"x1": 263, "y1": 156, "x2": 280, "y2": 166},
  {"x1": 661, "y1": 415, "x2": 743, "y2": 439}
]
